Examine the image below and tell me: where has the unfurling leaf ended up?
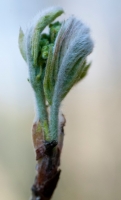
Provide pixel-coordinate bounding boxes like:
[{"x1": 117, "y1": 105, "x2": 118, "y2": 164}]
[{"x1": 18, "y1": 28, "x2": 26, "y2": 61}]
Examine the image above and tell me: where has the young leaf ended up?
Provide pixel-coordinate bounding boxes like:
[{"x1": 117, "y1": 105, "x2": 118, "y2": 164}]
[{"x1": 18, "y1": 28, "x2": 27, "y2": 61}]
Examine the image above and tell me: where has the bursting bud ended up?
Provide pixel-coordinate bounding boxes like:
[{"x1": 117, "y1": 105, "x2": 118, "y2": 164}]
[{"x1": 18, "y1": 6, "x2": 94, "y2": 141}]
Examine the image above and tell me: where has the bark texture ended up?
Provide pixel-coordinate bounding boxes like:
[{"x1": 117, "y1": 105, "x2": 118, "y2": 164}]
[{"x1": 30, "y1": 114, "x2": 66, "y2": 200}]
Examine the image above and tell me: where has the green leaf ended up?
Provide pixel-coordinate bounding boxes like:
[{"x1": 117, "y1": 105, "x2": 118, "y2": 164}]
[
  {"x1": 18, "y1": 28, "x2": 27, "y2": 61},
  {"x1": 43, "y1": 45, "x2": 54, "y2": 105},
  {"x1": 31, "y1": 7, "x2": 64, "y2": 66}
]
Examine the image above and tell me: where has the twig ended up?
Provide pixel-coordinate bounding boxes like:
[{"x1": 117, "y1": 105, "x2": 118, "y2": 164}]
[{"x1": 31, "y1": 114, "x2": 65, "y2": 200}]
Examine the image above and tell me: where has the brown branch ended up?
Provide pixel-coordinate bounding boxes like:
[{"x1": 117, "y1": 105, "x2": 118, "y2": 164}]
[{"x1": 30, "y1": 114, "x2": 66, "y2": 200}]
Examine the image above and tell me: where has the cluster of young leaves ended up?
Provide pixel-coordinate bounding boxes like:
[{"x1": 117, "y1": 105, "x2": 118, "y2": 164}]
[{"x1": 18, "y1": 7, "x2": 94, "y2": 141}]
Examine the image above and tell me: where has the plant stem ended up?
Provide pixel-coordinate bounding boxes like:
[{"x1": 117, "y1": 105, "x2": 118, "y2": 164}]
[{"x1": 34, "y1": 83, "x2": 49, "y2": 141}]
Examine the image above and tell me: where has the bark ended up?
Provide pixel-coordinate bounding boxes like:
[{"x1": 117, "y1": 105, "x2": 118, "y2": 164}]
[{"x1": 30, "y1": 114, "x2": 66, "y2": 200}]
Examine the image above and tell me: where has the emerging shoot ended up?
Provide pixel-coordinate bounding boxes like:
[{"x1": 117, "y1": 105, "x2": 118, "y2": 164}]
[{"x1": 18, "y1": 6, "x2": 94, "y2": 200}]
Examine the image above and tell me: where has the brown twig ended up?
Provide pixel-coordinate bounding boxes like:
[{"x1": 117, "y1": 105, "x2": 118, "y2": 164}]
[{"x1": 30, "y1": 114, "x2": 66, "y2": 200}]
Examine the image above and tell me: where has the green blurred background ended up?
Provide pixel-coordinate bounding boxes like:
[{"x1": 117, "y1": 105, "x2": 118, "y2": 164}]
[{"x1": 0, "y1": 0, "x2": 121, "y2": 199}]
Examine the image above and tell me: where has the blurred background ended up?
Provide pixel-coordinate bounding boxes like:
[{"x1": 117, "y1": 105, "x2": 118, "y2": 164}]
[{"x1": 0, "y1": 0, "x2": 121, "y2": 199}]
